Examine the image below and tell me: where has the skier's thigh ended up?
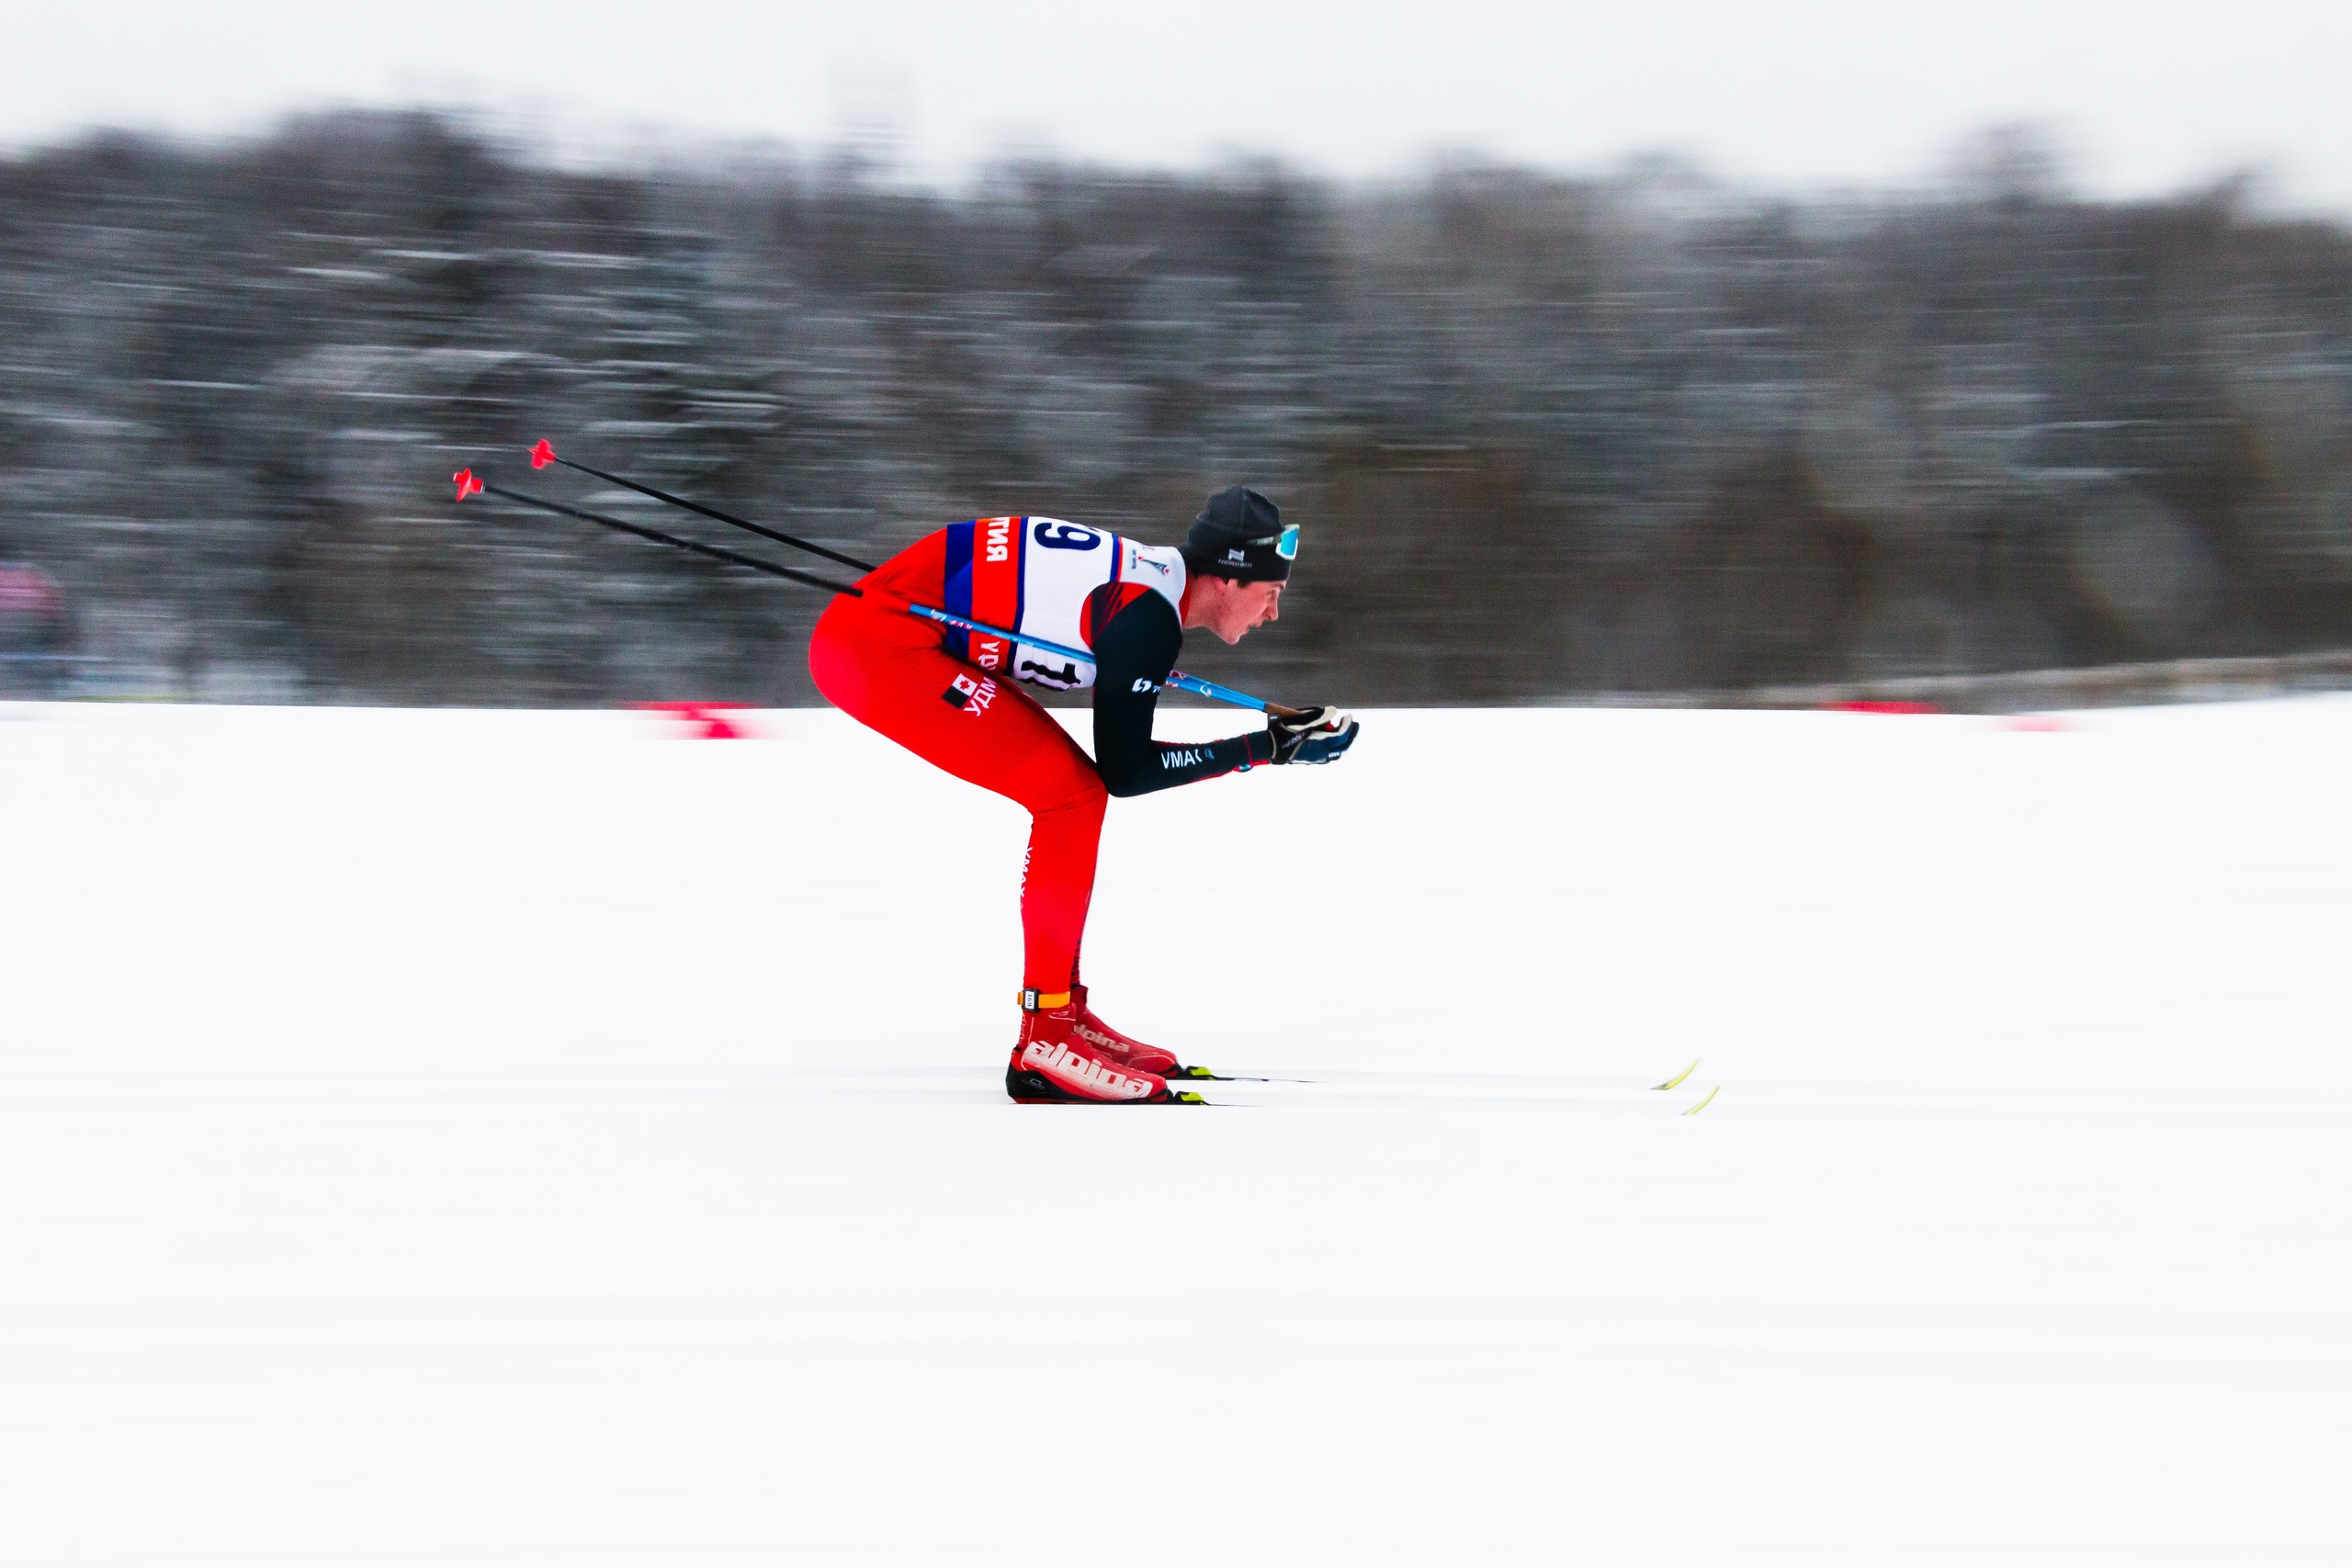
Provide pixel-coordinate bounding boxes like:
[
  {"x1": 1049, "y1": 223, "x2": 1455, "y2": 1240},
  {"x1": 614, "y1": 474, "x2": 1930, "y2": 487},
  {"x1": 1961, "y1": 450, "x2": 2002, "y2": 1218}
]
[{"x1": 818, "y1": 629, "x2": 1093, "y2": 810}]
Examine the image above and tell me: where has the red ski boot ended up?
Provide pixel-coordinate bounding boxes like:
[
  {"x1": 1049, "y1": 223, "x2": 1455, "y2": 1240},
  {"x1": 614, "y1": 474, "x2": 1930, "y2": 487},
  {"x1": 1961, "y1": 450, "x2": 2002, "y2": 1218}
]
[
  {"x1": 1068, "y1": 983, "x2": 1182, "y2": 1077},
  {"x1": 1005, "y1": 991, "x2": 1189, "y2": 1104}
]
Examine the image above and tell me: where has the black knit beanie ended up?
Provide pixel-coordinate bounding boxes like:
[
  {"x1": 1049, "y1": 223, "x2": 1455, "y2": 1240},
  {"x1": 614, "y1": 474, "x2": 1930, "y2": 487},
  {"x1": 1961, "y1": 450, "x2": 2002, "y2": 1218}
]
[{"x1": 1180, "y1": 486, "x2": 1294, "y2": 582}]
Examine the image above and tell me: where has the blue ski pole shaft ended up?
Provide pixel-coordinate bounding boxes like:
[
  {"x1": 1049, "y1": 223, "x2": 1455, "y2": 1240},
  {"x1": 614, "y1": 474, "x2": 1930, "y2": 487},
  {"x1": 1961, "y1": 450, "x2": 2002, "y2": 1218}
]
[
  {"x1": 898, "y1": 602, "x2": 1294, "y2": 717},
  {"x1": 1164, "y1": 671, "x2": 1280, "y2": 713}
]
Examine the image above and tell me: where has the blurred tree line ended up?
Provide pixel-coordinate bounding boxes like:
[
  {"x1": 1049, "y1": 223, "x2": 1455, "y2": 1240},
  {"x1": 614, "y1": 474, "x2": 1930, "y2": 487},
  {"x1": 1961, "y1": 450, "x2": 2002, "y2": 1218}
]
[{"x1": 3, "y1": 112, "x2": 2349, "y2": 705}]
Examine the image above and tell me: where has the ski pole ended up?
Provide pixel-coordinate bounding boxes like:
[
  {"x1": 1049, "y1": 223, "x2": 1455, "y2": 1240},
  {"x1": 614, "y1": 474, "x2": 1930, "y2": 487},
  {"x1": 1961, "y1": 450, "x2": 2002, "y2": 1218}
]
[
  {"x1": 452, "y1": 468, "x2": 866, "y2": 596},
  {"x1": 527, "y1": 439, "x2": 876, "y2": 574},
  {"x1": 451, "y1": 470, "x2": 1295, "y2": 716},
  {"x1": 518, "y1": 442, "x2": 1297, "y2": 715}
]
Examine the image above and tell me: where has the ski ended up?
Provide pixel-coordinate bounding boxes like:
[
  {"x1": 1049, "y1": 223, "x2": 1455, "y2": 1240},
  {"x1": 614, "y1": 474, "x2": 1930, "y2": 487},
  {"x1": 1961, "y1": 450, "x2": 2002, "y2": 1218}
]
[
  {"x1": 1169, "y1": 1064, "x2": 1721, "y2": 1111},
  {"x1": 1167, "y1": 1065, "x2": 1306, "y2": 1083}
]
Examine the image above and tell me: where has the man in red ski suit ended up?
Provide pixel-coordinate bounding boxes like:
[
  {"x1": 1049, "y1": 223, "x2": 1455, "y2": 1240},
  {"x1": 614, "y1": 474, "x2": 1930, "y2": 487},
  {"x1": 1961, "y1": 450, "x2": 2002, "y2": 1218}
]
[{"x1": 809, "y1": 486, "x2": 1357, "y2": 1104}]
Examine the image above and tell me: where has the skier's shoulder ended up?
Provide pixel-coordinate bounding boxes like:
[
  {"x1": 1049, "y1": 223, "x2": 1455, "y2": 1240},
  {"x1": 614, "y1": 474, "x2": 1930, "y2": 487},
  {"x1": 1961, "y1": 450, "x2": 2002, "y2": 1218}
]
[{"x1": 1082, "y1": 578, "x2": 1181, "y2": 654}]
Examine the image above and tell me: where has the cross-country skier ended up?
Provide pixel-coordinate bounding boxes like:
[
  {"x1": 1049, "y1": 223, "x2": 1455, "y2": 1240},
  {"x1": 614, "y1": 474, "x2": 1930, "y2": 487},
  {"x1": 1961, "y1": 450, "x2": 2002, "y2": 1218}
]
[{"x1": 808, "y1": 486, "x2": 1358, "y2": 1104}]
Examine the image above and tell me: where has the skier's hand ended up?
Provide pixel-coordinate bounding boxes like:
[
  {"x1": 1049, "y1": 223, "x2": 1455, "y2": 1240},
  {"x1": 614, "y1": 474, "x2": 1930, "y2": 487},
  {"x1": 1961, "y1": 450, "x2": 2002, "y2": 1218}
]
[{"x1": 1268, "y1": 705, "x2": 1359, "y2": 765}]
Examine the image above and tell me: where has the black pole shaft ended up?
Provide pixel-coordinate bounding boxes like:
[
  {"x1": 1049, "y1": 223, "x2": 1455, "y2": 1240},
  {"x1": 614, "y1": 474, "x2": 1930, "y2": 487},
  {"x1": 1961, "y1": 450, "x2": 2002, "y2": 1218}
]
[
  {"x1": 542, "y1": 452, "x2": 877, "y2": 574},
  {"x1": 470, "y1": 480, "x2": 865, "y2": 598}
]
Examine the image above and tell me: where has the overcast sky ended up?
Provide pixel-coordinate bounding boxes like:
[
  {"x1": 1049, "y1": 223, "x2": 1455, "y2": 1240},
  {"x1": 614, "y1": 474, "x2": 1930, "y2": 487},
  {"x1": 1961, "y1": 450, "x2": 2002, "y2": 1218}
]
[{"x1": 10, "y1": 1, "x2": 2350, "y2": 207}]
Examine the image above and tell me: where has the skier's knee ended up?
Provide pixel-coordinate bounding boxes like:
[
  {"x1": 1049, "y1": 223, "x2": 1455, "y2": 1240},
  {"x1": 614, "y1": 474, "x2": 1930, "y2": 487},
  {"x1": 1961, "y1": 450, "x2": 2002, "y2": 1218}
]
[{"x1": 1036, "y1": 769, "x2": 1109, "y2": 821}]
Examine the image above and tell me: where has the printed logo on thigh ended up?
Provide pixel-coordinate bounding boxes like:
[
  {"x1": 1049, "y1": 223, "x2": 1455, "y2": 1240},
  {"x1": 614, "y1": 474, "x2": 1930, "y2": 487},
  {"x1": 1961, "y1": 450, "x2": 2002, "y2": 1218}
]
[{"x1": 942, "y1": 671, "x2": 999, "y2": 716}]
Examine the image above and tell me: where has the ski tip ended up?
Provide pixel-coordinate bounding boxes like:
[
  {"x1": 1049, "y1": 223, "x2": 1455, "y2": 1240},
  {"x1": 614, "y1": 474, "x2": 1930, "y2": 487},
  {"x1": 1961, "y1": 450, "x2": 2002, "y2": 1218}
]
[
  {"x1": 451, "y1": 468, "x2": 482, "y2": 502},
  {"x1": 529, "y1": 437, "x2": 557, "y2": 469},
  {"x1": 1682, "y1": 1084, "x2": 1721, "y2": 1116},
  {"x1": 1653, "y1": 1058, "x2": 1699, "y2": 1091}
]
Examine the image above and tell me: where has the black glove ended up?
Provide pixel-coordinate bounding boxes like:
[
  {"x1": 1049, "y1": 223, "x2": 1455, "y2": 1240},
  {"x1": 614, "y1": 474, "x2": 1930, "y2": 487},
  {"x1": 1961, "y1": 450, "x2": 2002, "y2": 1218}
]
[{"x1": 1267, "y1": 705, "x2": 1359, "y2": 765}]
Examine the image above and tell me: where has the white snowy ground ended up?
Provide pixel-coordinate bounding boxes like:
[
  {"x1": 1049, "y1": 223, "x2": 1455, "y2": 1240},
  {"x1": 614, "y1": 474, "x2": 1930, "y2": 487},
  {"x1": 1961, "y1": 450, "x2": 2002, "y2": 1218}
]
[{"x1": 2, "y1": 696, "x2": 2347, "y2": 1565}]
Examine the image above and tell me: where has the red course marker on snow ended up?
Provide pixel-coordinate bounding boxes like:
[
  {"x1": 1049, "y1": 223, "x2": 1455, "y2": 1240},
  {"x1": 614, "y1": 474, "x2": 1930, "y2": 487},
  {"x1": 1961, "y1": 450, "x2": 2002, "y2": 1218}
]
[
  {"x1": 451, "y1": 468, "x2": 483, "y2": 502},
  {"x1": 638, "y1": 701, "x2": 752, "y2": 739},
  {"x1": 530, "y1": 439, "x2": 557, "y2": 469}
]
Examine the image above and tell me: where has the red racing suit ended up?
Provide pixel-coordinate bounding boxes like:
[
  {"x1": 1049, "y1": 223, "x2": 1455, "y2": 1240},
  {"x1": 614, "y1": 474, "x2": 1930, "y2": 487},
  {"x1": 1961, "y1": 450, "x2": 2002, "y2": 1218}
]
[{"x1": 808, "y1": 516, "x2": 1275, "y2": 995}]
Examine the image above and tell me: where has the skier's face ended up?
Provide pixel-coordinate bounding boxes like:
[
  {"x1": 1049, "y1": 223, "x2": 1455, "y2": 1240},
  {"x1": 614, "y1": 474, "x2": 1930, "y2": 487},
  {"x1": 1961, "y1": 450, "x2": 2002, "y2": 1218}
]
[{"x1": 1199, "y1": 578, "x2": 1283, "y2": 644}]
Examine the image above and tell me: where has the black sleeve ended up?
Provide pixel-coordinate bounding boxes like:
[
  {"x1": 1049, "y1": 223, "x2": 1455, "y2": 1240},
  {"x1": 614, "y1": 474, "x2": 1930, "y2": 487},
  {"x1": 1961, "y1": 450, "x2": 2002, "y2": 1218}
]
[{"x1": 1088, "y1": 590, "x2": 1275, "y2": 798}]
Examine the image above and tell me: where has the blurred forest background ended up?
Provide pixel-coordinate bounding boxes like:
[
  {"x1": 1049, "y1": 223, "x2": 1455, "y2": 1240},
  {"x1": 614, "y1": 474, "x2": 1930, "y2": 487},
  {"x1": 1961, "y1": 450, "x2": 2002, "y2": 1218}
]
[{"x1": 4, "y1": 111, "x2": 2350, "y2": 705}]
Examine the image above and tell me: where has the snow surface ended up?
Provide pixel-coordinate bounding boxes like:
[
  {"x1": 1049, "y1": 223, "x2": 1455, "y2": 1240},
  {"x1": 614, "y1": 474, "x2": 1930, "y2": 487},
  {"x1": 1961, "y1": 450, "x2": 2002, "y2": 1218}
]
[{"x1": 2, "y1": 697, "x2": 2346, "y2": 1564}]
